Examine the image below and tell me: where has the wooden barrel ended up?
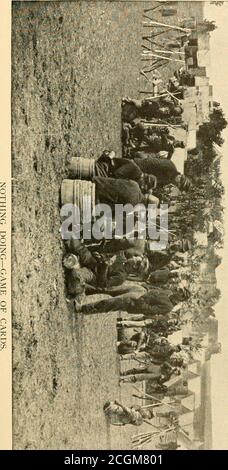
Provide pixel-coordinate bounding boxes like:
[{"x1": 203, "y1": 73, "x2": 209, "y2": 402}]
[
  {"x1": 61, "y1": 179, "x2": 96, "y2": 217},
  {"x1": 68, "y1": 158, "x2": 95, "y2": 179}
]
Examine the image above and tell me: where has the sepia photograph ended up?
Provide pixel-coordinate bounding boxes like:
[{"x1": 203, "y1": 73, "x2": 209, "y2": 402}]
[{"x1": 1, "y1": 0, "x2": 228, "y2": 454}]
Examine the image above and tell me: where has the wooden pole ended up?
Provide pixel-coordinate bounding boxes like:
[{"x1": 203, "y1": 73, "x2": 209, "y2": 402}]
[
  {"x1": 139, "y1": 434, "x2": 157, "y2": 445},
  {"x1": 143, "y1": 419, "x2": 161, "y2": 428},
  {"x1": 139, "y1": 90, "x2": 158, "y2": 94},
  {"x1": 133, "y1": 386, "x2": 177, "y2": 410},
  {"x1": 140, "y1": 122, "x2": 173, "y2": 127},
  {"x1": 144, "y1": 12, "x2": 161, "y2": 21},
  {"x1": 142, "y1": 44, "x2": 152, "y2": 51},
  {"x1": 152, "y1": 60, "x2": 170, "y2": 70},
  {"x1": 141, "y1": 57, "x2": 163, "y2": 62},
  {"x1": 141, "y1": 52, "x2": 185, "y2": 63},
  {"x1": 139, "y1": 90, "x2": 182, "y2": 102},
  {"x1": 142, "y1": 52, "x2": 184, "y2": 62},
  {"x1": 142, "y1": 20, "x2": 191, "y2": 33},
  {"x1": 132, "y1": 431, "x2": 152, "y2": 439},
  {"x1": 141, "y1": 401, "x2": 176, "y2": 409},
  {"x1": 155, "y1": 49, "x2": 185, "y2": 55},
  {"x1": 141, "y1": 403, "x2": 161, "y2": 409},
  {"x1": 141, "y1": 60, "x2": 168, "y2": 70},
  {"x1": 140, "y1": 69, "x2": 151, "y2": 81},
  {"x1": 142, "y1": 92, "x2": 169, "y2": 100},
  {"x1": 143, "y1": 58, "x2": 163, "y2": 66},
  {"x1": 140, "y1": 119, "x2": 183, "y2": 129},
  {"x1": 132, "y1": 393, "x2": 152, "y2": 401},
  {"x1": 143, "y1": 29, "x2": 171, "y2": 40},
  {"x1": 140, "y1": 63, "x2": 164, "y2": 76},
  {"x1": 144, "y1": 4, "x2": 162, "y2": 14},
  {"x1": 167, "y1": 90, "x2": 182, "y2": 103},
  {"x1": 149, "y1": 38, "x2": 181, "y2": 49},
  {"x1": 140, "y1": 61, "x2": 169, "y2": 77}
]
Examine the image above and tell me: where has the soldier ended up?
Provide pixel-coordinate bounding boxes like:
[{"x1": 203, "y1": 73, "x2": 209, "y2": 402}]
[{"x1": 103, "y1": 400, "x2": 153, "y2": 426}]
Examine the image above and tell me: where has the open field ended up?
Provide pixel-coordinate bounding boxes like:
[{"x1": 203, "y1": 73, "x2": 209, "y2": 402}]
[{"x1": 12, "y1": 0, "x2": 145, "y2": 450}]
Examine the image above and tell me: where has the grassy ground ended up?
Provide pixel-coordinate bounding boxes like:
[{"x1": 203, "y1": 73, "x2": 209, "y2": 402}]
[
  {"x1": 12, "y1": 0, "x2": 146, "y2": 450},
  {"x1": 12, "y1": 1, "x2": 204, "y2": 450}
]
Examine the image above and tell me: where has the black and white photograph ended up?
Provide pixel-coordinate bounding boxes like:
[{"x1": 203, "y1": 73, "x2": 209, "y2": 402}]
[{"x1": 1, "y1": 0, "x2": 228, "y2": 453}]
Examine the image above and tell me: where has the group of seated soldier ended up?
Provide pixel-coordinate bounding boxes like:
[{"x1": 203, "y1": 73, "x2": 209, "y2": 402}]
[{"x1": 62, "y1": 86, "x2": 195, "y2": 414}]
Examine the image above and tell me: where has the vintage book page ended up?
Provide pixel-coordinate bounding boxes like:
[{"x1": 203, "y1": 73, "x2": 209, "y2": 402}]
[{"x1": 1, "y1": 0, "x2": 228, "y2": 451}]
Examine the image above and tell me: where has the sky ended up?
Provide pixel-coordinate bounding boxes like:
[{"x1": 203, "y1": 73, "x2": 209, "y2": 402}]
[{"x1": 203, "y1": 0, "x2": 228, "y2": 450}]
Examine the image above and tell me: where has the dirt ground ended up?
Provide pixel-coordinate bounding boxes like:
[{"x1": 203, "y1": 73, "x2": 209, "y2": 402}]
[
  {"x1": 12, "y1": 0, "x2": 146, "y2": 450},
  {"x1": 12, "y1": 1, "x2": 203, "y2": 450}
]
